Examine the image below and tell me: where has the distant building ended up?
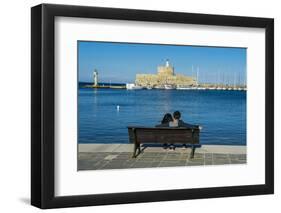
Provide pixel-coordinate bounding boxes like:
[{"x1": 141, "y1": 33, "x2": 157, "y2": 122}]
[{"x1": 135, "y1": 60, "x2": 197, "y2": 88}]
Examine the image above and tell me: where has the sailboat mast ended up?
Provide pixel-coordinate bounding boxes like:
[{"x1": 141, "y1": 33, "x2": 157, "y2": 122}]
[
  {"x1": 192, "y1": 65, "x2": 194, "y2": 80},
  {"x1": 234, "y1": 72, "x2": 236, "y2": 87},
  {"x1": 196, "y1": 67, "x2": 199, "y2": 86}
]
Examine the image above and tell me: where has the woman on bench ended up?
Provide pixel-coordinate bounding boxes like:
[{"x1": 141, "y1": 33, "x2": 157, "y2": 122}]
[{"x1": 156, "y1": 113, "x2": 173, "y2": 149}]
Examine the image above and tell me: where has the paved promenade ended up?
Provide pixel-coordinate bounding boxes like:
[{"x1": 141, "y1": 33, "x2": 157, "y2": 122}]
[{"x1": 78, "y1": 144, "x2": 246, "y2": 170}]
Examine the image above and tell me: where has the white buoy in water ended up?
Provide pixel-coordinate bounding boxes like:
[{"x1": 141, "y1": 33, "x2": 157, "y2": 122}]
[{"x1": 116, "y1": 105, "x2": 120, "y2": 111}]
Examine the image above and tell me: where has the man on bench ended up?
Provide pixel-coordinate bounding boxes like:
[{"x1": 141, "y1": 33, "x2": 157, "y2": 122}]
[{"x1": 156, "y1": 111, "x2": 201, "y2": 150}]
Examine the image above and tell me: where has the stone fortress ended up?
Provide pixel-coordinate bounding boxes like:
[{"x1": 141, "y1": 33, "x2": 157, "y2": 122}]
[{"x1": 135, "y1": 59, "x2": 197, "y2": 88}]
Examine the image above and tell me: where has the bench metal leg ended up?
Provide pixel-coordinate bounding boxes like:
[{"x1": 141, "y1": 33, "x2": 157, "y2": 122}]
[
  {"x1": 190, "y1": 146, "x2": 196, "y2": 159},
  {"x1": 132, "y1": 143, "x2": 141, "y2": 158},
  {"x1": 132, "y1": 143, "x2": 137, "y2": 158},
  {"x1": 138, "y1": 146, "x2": 141, "y2": 155}
]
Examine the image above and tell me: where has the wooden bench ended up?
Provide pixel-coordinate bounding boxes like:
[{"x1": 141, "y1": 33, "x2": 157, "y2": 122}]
[{"x1": 127, "y1": 126, "x2": 200, "y2": 158}]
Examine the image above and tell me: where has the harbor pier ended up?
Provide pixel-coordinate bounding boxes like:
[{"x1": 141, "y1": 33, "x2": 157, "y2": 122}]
[{"x1": 78, "y1": 144, "x2": 246, "y2": 170}]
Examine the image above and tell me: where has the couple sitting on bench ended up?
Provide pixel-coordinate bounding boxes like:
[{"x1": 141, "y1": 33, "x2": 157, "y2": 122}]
[{"x1": 156, "y1": 111, "x2": 200, "y2": 150}]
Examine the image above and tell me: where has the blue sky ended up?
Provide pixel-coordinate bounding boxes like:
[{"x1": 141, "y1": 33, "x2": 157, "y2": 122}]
[{"x1": 78, "y1": 41, "x2": 246, "y2": 85}]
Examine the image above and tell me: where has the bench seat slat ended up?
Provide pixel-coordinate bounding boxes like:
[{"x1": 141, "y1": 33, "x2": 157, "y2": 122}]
[{"x1": 127, "y1": 126, "x2": 200, "y2": 158}]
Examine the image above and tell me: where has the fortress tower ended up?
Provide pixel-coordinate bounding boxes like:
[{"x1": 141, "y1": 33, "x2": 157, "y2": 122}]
[{"x1": 157, "y1": 59, "x2": 174, "y2": 76}]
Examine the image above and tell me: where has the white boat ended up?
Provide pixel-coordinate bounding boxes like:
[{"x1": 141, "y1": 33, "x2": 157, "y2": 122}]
[
  {"x1": 154, "y1": 85, "x2": 165, "y2": 89},
  {"x1": 132, "y1": 85, "x2": 143, "y2": 90},
  {"x1": 164, "y1": 84, "x2": 174, "y2": 90},
  {"x1": 176, "y1": 85, "x2": 192, "y2": 90},
  {"x1": 126, "y1": 83, "x2": 143, "y2": 90},
  {"x1": 197, "y1": 87, "x2": 206, "y2": 90},
  {"x1": 185, "y1": 86, "x2": 197, "y2": 90}
]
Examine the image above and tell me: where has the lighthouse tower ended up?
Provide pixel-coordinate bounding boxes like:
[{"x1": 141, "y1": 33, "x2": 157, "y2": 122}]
[{"x1": 93, "y1": 69, "x2": 98, "y2": 86}]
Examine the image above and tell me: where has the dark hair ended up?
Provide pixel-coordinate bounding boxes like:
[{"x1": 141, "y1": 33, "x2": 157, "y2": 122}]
[
  {"x1": 161, "y1": 113, "x2": 173, "y2": 124},
  {"x1": 173, "y1": 111, "x2": 181, "y2": 120}
]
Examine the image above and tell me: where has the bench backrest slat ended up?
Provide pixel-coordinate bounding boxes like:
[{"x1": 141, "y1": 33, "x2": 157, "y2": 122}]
[{"x1": 128, "y1": 127, "x2": 200, "y2": 144}]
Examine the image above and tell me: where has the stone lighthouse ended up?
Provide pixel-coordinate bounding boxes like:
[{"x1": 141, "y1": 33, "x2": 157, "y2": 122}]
[{"x1": 93, "y1": 69, "x2": 98, "y2": 86}]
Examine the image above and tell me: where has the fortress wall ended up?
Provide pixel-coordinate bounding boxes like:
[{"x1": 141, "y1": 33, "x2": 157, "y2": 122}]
[
  {"x1": 135, "y1": 73, "x2": 196, "y2": 87},
  {"x1": 157, "y1": 66, "x2": 174, "y2": 75}
]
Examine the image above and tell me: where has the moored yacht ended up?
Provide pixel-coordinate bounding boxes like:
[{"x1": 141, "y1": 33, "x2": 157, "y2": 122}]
[
  {"x1": 164, "y1": 84, "x2": 174, "y2": 90},
  {"x1": 176, "y1": 85, "x2": 193, "y2": 90},
  {"x1": 126, "y1": 83, "x2": 143, "y2": 90}
]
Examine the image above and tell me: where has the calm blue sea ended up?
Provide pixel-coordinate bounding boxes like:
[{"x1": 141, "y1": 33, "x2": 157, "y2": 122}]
[{"x1": 78, "y1": 88, "x2": 246, "y2": 145}]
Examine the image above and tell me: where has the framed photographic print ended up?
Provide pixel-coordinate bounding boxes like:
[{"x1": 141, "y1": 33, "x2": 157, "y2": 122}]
[{"x1": 31, "y1": 3, "x2": 274, "y2": 209}]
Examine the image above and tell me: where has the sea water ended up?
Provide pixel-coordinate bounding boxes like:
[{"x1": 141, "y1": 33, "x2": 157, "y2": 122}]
[{"x1": 78, "y1": 88, "x2": 246, "y2": 145}]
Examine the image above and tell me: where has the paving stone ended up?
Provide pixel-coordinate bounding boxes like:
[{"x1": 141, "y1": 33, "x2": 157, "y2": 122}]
[
  {"x1": 138, "y1": 157, "x2": 157, "y2": 161},
  {"x1": 115, "y1": 154, "x2": 131, "y2": 159},
  {"x1": 192, "y1": 157, "x2": 204, "y2": 162},
  {"x1": 78, "y1": 160, "x2": 106, "y2": 170},
  {"x1": 130, "y1": 162, "x2": 152, "y2": 168},
  {"x1": 230, "y1": 159, "x2": 246, "y2": 164},
  {"x1": 229, "y1": 155, "x2": 247, "y2": 161},
  {"x1": 100, "y1": 165, "x2": 123, "y2": 170},
  {"x1": 187, "y1": 161, "x2": 204, "y2": 166},
  {"x1": 194, "y1": 153, "x2": 204, "y2": 158},
  {"x1": 159, "y1": 162, "x2": 186, "y2": 168},
  {"x1": 150, "y1": 162, "x2": 161, "y2": 167},
  {"x1": 213, "y1": 153, "x2": 228, "y2": 158},
  {"x1": 77, "y1": 161, "x2": 92, "y2": 170},
  {"x1": 204, "y1": 161, "x2": 213, "y2": 165},
  {"x1": 142, "y1": 153, "x2": 160, "y2": 157},
  {"x1": 151, "y1": 156, "x2": 165, "y2": 161},
  {"x1": 78, "y1": 150, "x2": 247, "y2": 170},
  {"x1": 205, "y1": 153, "x2": 213, "y2": 158},
  {"x1": 92, "y1": 162, "x2": 110, "y2": 170},
  {"x1": 213, "y1": 160, "x2": 230, "y2": 165},
  {"x1": 232, "y1": 154, "x2": 246, "y2": 158},
  {"x1": 164, "y1": 154, "x2": 175, "y2": 158},
  {"x1": 104, "y1": 154, "x2": 119, "y2": 160}
]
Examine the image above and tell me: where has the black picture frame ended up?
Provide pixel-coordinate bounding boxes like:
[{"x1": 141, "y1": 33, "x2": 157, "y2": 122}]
[{"x1": 31, "y1": 3, "x2": 274, "y2": 209}]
